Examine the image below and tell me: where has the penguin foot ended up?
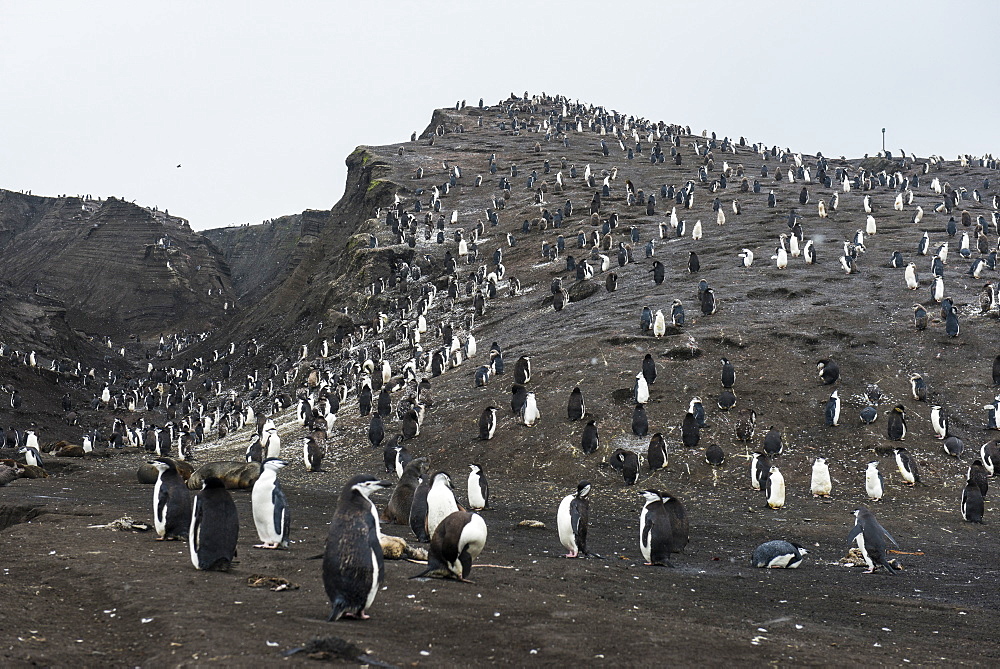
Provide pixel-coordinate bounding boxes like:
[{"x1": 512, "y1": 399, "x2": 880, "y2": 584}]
[
  {"x1": 563, "y1": 552, "x2": 578, "y2": 558},
  {"x1": 253, "y1": 542, "x2": 280, "y2": 549},
  {"x1": 342, "y1": 611, "x2": 370, "y2": 620}
]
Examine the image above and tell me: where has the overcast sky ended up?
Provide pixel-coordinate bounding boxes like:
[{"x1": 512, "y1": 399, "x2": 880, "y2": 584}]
[{"x1": 3, "y1": 1, "x2": 998, "y2": 230}]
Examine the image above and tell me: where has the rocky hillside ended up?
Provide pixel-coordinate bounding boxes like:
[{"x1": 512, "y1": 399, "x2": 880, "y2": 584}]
[
  {"x1": 0, "y1": 190, "x2": 237, "y2": 354},
  {"x1": 2, "y1": 94, "x2": 1000, "y2": 666},
  {"x1": 203, "y1": 209, "x2": 331, "y2": 302}
]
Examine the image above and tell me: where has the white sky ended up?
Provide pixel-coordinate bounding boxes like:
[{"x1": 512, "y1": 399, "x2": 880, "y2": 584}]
[{"x1": 2, "y1": 0, "x2": 998, "y2": 230}]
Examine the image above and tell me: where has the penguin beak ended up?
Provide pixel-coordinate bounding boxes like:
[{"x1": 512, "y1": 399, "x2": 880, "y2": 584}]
[{"x1": 377, "y1": 480, "x2": 393, "y2": 488}]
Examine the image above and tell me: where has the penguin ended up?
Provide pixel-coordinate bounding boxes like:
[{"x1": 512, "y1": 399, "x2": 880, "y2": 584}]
[
  {"x1": 479, "y1": 406, "x2": 498, "y2": 440},
  {"x1": 751, "y1": 452, "x2": 770, "y2": 491},
  {"x1": 652, "y1": 309, "x2": 666, "y2": 336},
  {"x1": 409, "y1": 474, "x2": 431, "y2": 542},
  {"x1": 705, "y1": 443, "x2": 725, "y2": 466},
  {"x1": 631, "y1": 404, "x2": 649, "y2": 437},
  {"x1": 638, "y1": 489, "x2": 688, "y2": 567},
  {"x1": 189, "y1": 477, "x2": 239, "y2": 571},
  {"x1": 700, "y1": 288, "x2": 717, "y2": 315},
  {"x1": 383, "y1": 456, "x2": 425, "y2": 524},
  {"x1": 368, "y1": 413, "x2": 385, "y2": 449},
  {"x1": 514, "y1": 355, "x2": 532, "y2": 384},
  {"x1": 846, "y1": 506, "x2": 899, "y2": 574},
  {"x1": 735, "y1": 408, "x2": 757, "y2": 442},
  {"x1": 647, "y1": 433, "x2": 668, "y2": 470},
  {"x1": 681, "y1": 412, "x2": 700, "y2": 448},
  {"x1": 718, "y1": 389, "x2": 737, "y2": 411},
  {"x1": 426, "y1": 471, "x2": 461, "y2": 538},
  {"x1": 962, "y1": 480, "x2": 985, "y2": 523},
  {"x1": 945, "y1": 304, "x2": 960, "y2": 337},
  {"x1": 968, "y1": 460, "x2": 989, "y2": 497},
  {"x1": 149, "y1": 457, "x2": 192, "y2": 540},
  {"x1": 930, "y1": 405, "x2": 948, "y2": 440},
  {"x1": 766, "y1": 466, "x2": 786, "y2": 508},
  {"x1": 986, "y1": 397, "x2": 1000, "y2": 431},
  {"x1": 817, "y1": 359, "x2": 840, "y2": 385},
  {"x1": 825, "y1": 390, "x2": 841, "y2": 426},
  {"x1": 521, "y1": 392, "x2": 540, "y2": 427},
  {"x1": 887, "y1": 405, "x2": 907, "y2": 440},
  {"x1": 751, "y1": 540, "x2": 809, "y2": 569},
  {"x1": 981, "y1": 441, "x2": 1000, "y2": 476},
  {"x1": 303, "y1": 436, "x2": 324, "y2": 472},
  {"x1": 721, "y1": 357, "x2": 736, "y2": 388},
  {"x1": 860, "y1": 405, "x2": 878, "y2": 425},
  {"x1": 802, "y1": 239, "x2": 816, "y2": 264},
  {"x1": 763, "y1": 427, "x2": 783, "y2": 457},
  {"x1": 909, "y1": 373, "x2": 927, "y2": 402},
  {"x1": 993, "y1": 355, "x2": 1000, "y2": 387},
  {"x1": 323, "y1": 475, "x2": 391, "y2": 620},
  {"x1": 19, "y1": 445, "x2": 43, "y2": 469},
  {"x1": 567, "y1": 387, "x2": 586, "y2": 421},
  {"x1": 642, "y1": 354, "x2": 657, "y2": 385},
  {"x1": 557, "y1": 481, "x2": 591, "y2": 557},
  {"x1": 913, "y1": 304, "x2": 928, "y2": 330},
  {"x1": 671, "y1": 299, "x2": 685, "y2": 326},
  {"x1": 467, "y1": 464, "x2": 488, "y2": 510},
  {"x1": 811, "y1": 457, "x2": 832, "y2": 497},
  {"x1": 865, "y1": 462, "x2": 884, "y2": 501},
  {"x1": 510, "y1": 384, "x2": 528, "y2": 415},
  {"x1": 612, "y1": 448, "x2": 640, "y2": 485},
  {"x1": 688, "y1": 251, "x2": 700, "y2": 273},
  {"x1": 411, "y1": 510, "x2": 487, "y2": 582},
  {"x1": 890, "y1": 251, "x2": 906, "y2": 268},
  {"x1": 689, "y1": 397, "x2": 707, "y2": 427},
  {"x1": 251, "y1": 459, "x2": 290, "y2": 549},
  {"x1": 581, "y1": 419, "x2": 600, "y2": 454},
  {"x1": 893, "y1": 447, "x2": 920, "y2": 485},
  {"x1": 633, "y1": 372, "x2": 650, "y2": 404},
  {"x1": 651, "y1": 260, "x2": 665, "y2": 285},
  {"x1": 262, "y1": 427, "x2": 281, "y2": 459}
]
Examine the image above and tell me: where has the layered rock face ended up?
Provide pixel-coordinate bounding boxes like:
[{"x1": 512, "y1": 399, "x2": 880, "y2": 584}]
[{"x1": 0, "y1": 191, "x2": 236, "y2": 341}]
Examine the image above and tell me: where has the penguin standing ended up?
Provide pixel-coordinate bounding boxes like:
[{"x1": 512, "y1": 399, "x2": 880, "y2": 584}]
[
  {"x1": 633, "y1": 372, "x2": 650, "y2": 404},
  {"x1": 514, "y1": 355, "x2": 532, "y2": 384},
  {"x1": 323, "y1": 475, "x2": 391, "y2": 620},
  {"x1": 383, "y1": 457, "x2": 426, "y2": 525},
  {"x1": 811, "y1": 457, "x2": 832, "y2": 497},
  {"x1": 521, "y1": 392, "x2": 540, "y2": 426},
  {"x1": 408, "y1": 475, "x2": 432, "y2": 542},
  {"x1": 467, "y1": 464, "x2": 489, "y2": 510},
  {"x1": 752, "y1": 540, "x2": 809, "y2": 568},
  {"x1": 612, "y1": 449, "x2": 640, "y2": 485},
  {"x1": 303, "y1": 436, "x2": 325, "y2": 472},
  {"x1": 426, "y1": 471, "x2": 461, "y2": 538},
  {"x1": 865, "y1": 462, "x2": 884, "y2": 501},
  {"x1": 189, "y1": 477, "x2": 239, "y2": 571},
  {"x1": 411, "y1": 511, "x2": 487, "y2": 582},
  {"x1": 766, "y1": 466, "x2": 786, "y2": 508},
  {"x1": 19, "y1": 446, "x2": 43, "y2": 469},
  {"x1": 887, "y1": 405, "x2": 907, "y2": 440},
  {"x1": 150, "y1": 457, "x2": 192, "y2": 540},
  {"x1": 557, "y1": 481, "x2": 591, "y2": 558},
  {"x1": 751, "y1": 452, "x2": 770, "y2": 491},
  {"x1": 846, "y1": 506, "x2": 899, "y2": 574},
  {"x1": 893, "y1": 448, "x2": 921, "y2": 485},
  {"x1": 681, "y1": 412, "x2": 700, "y2": 448},
  {"x1": 647, "y1": 433, "x2": 668, "y2": 470},
  {"x1": 580, "y1": 419, "x2": 600, "y2": 454},
  {"x1": 825, "y1": 391, "x2": 841, "y2": 426},
  {"x1": 930, "y1": 405, "x2": 948, "y2": 439},
  {"x1": 721, "y1": 358, "x2": 736, "y2": 388},
  {"x1": 368, "y1": 414, "x2": 385, "y2": 448},
  {"x1": 638, "y1": 489, "x2": 688, "y2": 567},
  {"x1": 763, "y1": 427, "x2": 783, "y2": 457},
  {"x1": 642, "y1": 354, "x2": 657, "y2": 385},
  {"x1": 567, "y1": 387, "x2": 586, "y2": 421},
  {"x1": 479, "y1": 406, "x2": 498, "y2": 440},
  {"x1": 251, "y1": 459, "x2": 290, "y2": 549},
  {"x1": 631, "y1": 403, "x2": 649, "y2": 437},
  {"x1": 968, "y1": 459, "x2": 989, "y2": 497},
  {"x1": 962, "y1": 480, "x2": 985, "y2": 523}
]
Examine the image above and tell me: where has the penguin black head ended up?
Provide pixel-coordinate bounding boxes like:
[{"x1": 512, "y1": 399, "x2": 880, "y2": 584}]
[
  {"x1": 263, "y1": 458, "x2": 288, "y2": 470},
  {"x1": 344, "y1": 474, "x2": 392, "y2": 499},
  {"x1": 576, "y1": 481, "x2": 591, "y2": 498},
  {"x1": 640, "y1": 489, "x2": 668, "y2": 503}
]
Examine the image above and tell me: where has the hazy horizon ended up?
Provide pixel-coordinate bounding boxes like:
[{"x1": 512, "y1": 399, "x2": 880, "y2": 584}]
[{"x1": 3, "y1": 0, "x2": 998, "y2": 230}]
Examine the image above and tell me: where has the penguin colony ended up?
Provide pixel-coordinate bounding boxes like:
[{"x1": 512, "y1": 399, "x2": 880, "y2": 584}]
[{"x1": 3, "y1": 93, "x2": 1000, "y2": 638}]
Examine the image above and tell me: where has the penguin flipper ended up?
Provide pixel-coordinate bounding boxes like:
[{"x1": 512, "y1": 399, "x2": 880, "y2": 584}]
[
  {"x1": 881, "y1": 528, "x2": 900, "y2": 549},
  {"x1": 845, "y1": 523, "x2": 863, "y2": 546}
]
